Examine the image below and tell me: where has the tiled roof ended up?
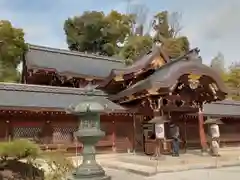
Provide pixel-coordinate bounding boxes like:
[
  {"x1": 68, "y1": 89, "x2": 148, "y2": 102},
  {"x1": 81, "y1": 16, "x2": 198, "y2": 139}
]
[
  {"x1": 203, "y1": 100, "x2": 240, "y2": 117},
  {"x1": 0, "y1": 83, "x2": 125, "y2": 112},
  {"x1": 111, "y1": 51, "x2": 227, "y2": 101},
  {"x1": 25, "y1": 44, "x2": 125, "y2": 78}
]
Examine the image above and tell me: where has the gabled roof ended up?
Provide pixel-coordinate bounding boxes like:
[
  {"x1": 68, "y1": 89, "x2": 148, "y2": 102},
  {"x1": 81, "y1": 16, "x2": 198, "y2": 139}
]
[
  {"x1": 111, "y1": 45, "x2": 169, "y2": 74},
  {"x1": 25, "y1": 44, "x2": 125, "y2": 79},
  {"x1": 98, "y1": 45, "x2": 170, "y2": 88},
  {"x1": 0, "y1": 83, "x2": 125, "y2": 112},
  {"x1": 111, "y1": 48, "x2": 228, "y2": 101}
]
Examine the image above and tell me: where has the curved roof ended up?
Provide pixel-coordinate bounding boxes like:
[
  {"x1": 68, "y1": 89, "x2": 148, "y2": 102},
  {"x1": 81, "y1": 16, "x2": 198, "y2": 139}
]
[
  {"x1": 98, "y1": 46, "x2": 169, "y2": 87},
  {"x1": 111, "y1": 46, "x2": 169, "y2": 74},
  {"x1": 111, "y1": 53, "x2": 228, "y2": 101}
]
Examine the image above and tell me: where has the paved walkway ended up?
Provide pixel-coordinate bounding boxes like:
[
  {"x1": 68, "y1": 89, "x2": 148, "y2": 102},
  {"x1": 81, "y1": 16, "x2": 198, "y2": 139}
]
[
  {"x1": 37, "y1": 147, "x2": 240, "y2": 177},
  {"x1": 106, "y1": 166, "x2": 240, "y2": 180},
  {"x1": 69, "y1": 147, "x2": 240, "y2": 176}
]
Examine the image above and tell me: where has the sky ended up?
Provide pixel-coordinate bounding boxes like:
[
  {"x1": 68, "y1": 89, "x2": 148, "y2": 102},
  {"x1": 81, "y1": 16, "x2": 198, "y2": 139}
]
[{"x1": 1, "y1": 0, "x2": 240, "y2": 66}]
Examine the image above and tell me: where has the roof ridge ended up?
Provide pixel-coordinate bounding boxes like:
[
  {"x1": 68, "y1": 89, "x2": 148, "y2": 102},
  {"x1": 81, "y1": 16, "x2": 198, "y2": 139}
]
[
  {"x1": 0, "y1": 83, "x2": 106, "y2": 96},
  {"x1": 152, "y1": 47, "x2": 201, "y2": 73},
  {"x1": 28, "y1": 44, "x2": 124, "y2": 63},
  {"x1": 212, "y1": 100, "x2": 240, "y2": 106}
]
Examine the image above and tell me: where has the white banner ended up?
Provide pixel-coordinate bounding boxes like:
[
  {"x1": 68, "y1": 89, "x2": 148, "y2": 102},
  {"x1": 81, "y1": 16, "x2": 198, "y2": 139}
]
[
  {"x1": 155, "y1": 123, "x2": 165, "y2": 139},
  {"x1": 210, "y1": 124, "x2": 220, "y2": 138}
]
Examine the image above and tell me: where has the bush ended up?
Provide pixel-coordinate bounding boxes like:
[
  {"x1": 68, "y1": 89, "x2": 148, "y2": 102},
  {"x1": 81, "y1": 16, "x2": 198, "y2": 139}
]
[
  {"x1": 0, "y1": 140, "x2": 75, "y2": 180},
  {"x1": 0, "y1": 159, "x2": 44, "y2": 180},
  {"x1": 0, "y1": 139, "x2": 43, "y2": 180},
  {"x1": 0, "y1": 139, "x2": 40, "y2": 161},
  {"x1": 43, "y1": 152, "x2": 74, "y2": 180}
]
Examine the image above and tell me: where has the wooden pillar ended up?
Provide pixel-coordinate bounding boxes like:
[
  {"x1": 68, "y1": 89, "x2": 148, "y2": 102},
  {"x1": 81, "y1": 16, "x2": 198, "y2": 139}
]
[
  {"x1": 112, "y1": 119, "x2": 116, "y2": 152},
  {"x1": 132, "y1": 115, "x2": 136, "y2": 153},
  {"x1": 5, "y1": 120, "x2": 11, "y2": 141},
  {"x1": 198, "y1": 108, "x2": 208, "y2": 152}
]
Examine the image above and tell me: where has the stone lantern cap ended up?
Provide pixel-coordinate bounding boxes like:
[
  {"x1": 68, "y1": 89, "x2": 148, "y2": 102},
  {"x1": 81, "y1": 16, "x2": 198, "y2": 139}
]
[
  {"x1": 204, "y1": 117, "x2": 224, "y2": 125},
  {"x1": 66, "y1": 93, "x2": 126, "y2": 115},
  {"x1": 149, "y1": 115, "x2": 170, "y2": 124},
  {"x1": 68, "y1": 101, "x2": 105, "y2": 115}
]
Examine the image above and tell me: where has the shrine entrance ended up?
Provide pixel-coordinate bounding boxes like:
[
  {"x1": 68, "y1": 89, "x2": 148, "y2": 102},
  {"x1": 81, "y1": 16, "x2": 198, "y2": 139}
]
[{"x1": 106, "y1": 49, "x2": 228, "y2": 155}]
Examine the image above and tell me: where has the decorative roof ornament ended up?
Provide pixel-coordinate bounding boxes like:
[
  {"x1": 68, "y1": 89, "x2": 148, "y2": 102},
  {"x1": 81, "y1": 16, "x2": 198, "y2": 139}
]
[
  {"x1": 188, "y1": 73, "x2": 201, "y2": 90},
  {"x1": 155, "y1": 41, "x2": 162, "y2": 47},
  {"x1": 186, "y1": 48, "x2": 201, "y2": 61}
]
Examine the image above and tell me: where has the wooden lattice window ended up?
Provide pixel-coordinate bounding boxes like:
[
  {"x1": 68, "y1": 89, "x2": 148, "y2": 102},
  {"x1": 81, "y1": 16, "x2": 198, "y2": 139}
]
[
  {"x1": 52, "y1": 126, "x2": 77, "y2": 144},
  {"x1": 13, "y1": 127, "x2": 42, "y2": 140}
]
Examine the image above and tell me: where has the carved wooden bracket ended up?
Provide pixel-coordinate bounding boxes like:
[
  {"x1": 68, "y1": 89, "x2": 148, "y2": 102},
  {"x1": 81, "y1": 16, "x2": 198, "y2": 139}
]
[{"x1": 147, "y1": 97, "x2": 162, "y2": 112}]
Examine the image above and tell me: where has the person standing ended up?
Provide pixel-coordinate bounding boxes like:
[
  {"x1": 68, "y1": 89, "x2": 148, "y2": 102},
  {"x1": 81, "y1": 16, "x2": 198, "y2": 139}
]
[{"x1": 170, "y1": 123, "x2": 180, "y2": 156}]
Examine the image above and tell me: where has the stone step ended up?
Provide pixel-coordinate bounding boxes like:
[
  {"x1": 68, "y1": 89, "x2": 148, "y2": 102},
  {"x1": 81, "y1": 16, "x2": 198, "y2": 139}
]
[
  {"x1": 118, "y1": 156, "x2": 163, "y2": 167},
  {"x1": 118, "y1": 155, "x2": 191, "y2": 167},
  {"x1": 100, "y1": 161, "x2": 157, "y2": 176}
]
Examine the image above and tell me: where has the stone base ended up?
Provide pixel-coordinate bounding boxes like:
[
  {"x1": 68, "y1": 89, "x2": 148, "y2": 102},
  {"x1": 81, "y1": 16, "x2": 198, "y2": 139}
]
[
  {"x1": 68, "y1": 175, "x2": 111, "y2": 180},
  {"x1": 67, "y1": 163, "x2": 111, "y2": 180},
  {"x1": 201, "y1": 148, "x2": 210, "y2": 156},
  {"x1": 150, "y1": 155, "x2": 166, "y2": 161}
]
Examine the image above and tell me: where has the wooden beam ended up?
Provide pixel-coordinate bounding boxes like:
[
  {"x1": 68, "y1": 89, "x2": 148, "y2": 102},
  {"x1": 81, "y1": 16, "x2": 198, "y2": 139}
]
[
  {"x1": 0, "y1": 108, "x2": 66, "y2": 116},
  {"x1": 112, "y1": 120, "x2": 116, "y2": 152}
]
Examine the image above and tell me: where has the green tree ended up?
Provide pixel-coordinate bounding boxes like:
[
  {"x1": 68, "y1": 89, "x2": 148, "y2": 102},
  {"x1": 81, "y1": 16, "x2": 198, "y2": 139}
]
[
  {"x1": 210, "y1": 52, "x2": 225, "y2": 74},
  {"x1": 64, "y1": 10, "x2": 134, "y2": 56},
  {"x1": 119, "y1": 2, "x2": 153, "y2": 64},
  {"x1": 0, "y1": 20, "x2": 27, "y2": 82},
  {"x1": 224, "y1": 62, "x2": 240, "y2": 100},
  {"x1": 119, "y1": 35, "x2": 153, "y2": 64},
  {"x1": 64, "y1": 9, "x2": 190, "y2": 64},
  {"x1": 152, "y1": 11, "x2": 190, "y2": 58}
]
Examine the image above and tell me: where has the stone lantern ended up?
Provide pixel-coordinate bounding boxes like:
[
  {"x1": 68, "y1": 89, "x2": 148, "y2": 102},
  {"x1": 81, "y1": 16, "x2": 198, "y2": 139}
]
[
  {"x1": 67, "y1": 100, "x2": 111, "y2": 180},
  {"x1": 204, "y1": 117, "x2": 223, "y2": 157},
  {"x1": 149, "y1": 112, "x2": 170, "y2": 159}
]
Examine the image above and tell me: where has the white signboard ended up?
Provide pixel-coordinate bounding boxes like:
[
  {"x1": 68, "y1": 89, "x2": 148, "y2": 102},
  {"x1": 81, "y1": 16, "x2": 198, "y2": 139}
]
[
  {"x1": 210, "y1": 124, "x2": 220, "y2": 138},
  {"x1": 155, "y1": 123, "x2": 165, "y2": 139}
]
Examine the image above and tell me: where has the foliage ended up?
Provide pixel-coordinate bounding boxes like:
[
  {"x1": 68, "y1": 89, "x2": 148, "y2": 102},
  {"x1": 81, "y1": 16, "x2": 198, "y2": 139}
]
[
  {"x1": 153, "y1": 11, "x2": 172, "y2": 39},
  {"x1": 209, "y1": 53, "x2": 239, "y2": 101},
  {"x1": 0, "y1": 140, "x2": 43, "y2": 180},
  {"x1": 64, "y1": 9, "x2": 190, "y2": 64},
  {"x1": 119, "y1": 35, "x2": 153, "y2": 64},
  {"x1": 161, "y1": 36, "x2": 189, "y2": 59},
  {"x1": 64, "y1": 10, "x2": 134, "y2": 56},
  {"x1": 224, "y1": 62, "x2": 240, "y2": 100},
  {"x1": 210, "y1": 52, "x2": 225, "y2": 74},
  {"x1": 0, "y1": 139, "x2": 40, "y2": 161},
  {"x1": 0, "y1": 62, "x2": 21, "y2": 82},
  {"x1": 152, "y1": 11, "x2": 190, "y2": 58},
  {"x1": 0, "y1": 20, "x2": 27, "y2": 82},
  {"x1": 0, "y1": 159, "x2": 44, "y2": 180},
  {"x1": 43, "y1": 152, "x2": 74, "y2": 180},
  {"x1": 0, "y1": 141, "x2": 75, "y2": 180}
]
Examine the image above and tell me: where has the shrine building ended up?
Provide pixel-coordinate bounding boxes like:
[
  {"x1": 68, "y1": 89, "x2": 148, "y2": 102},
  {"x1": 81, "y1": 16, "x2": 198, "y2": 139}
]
[{"x1": 0, "y1": 44, "x2": 239, "y2": 154}]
